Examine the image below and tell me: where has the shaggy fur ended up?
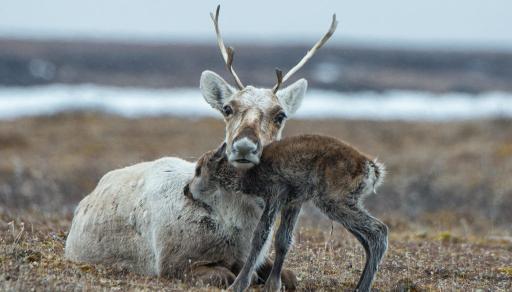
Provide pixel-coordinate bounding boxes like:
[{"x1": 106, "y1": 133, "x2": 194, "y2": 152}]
[
  {"x1": 65, "y1": 71, "x2": 306, "y2": 289},
  {"x1": 190, "y1": 135, "x2": 388, "y2": 292},
  {"x1": 65, "y1": 157, "x2": 271, "y2": 282}
]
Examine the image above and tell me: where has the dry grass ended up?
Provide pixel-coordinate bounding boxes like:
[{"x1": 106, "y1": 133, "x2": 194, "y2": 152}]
[
  {"x1": 1, "y1": 210, "x2": 511, "y2": 291},
  {"x1": 1, "y1": 113, "x2": 512, "y2": 290},
  {"x1": 2, "y1": 113, "x2": 511, "y2": 227},
  {"x1": 0, "y1": 211, "x2": 195, "y2": 291}
]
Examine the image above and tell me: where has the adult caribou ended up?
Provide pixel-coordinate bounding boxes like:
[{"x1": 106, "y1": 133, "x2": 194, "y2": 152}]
[{"x1": 65, "y1": 6, "x2": 337, "y2": 289}]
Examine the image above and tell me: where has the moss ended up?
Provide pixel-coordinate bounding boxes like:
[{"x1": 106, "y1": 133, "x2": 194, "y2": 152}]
[
  {"x1": 497, "y1": 267, "x2": 512, "y2": 276},
  {"x1": 79, "y1": 264, "x2": 94, "y2": 273},
  {"x1": 24, "y1": 251, "x2": 42, "y2": 263},
  {"x1": 436, "y1": 231, "x2": 462, "y2": 243}
]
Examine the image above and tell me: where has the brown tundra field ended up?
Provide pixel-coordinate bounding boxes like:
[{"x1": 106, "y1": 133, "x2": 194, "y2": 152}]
[{"x1": 1, "y1": 113, "x2": 512, "y2": 291}]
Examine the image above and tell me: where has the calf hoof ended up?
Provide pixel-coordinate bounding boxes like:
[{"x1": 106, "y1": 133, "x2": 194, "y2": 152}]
[
  {"x1": 190, "y1": 265, "x2": 236, "y2": 288},
  {"x1": 264, "y1": 277, "x2": 282, "y2": 292},
  {"x1": 229, "y1": 277, "x2": 251, "y2": 292},
  {"x1": 280, "y1": 268, "x2": 297, "y2": 290}
]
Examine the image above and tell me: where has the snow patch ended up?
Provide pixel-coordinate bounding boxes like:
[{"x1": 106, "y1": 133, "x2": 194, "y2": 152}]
[{"x1": 1, "y1": 84, "x2": 511, "y2": 121}]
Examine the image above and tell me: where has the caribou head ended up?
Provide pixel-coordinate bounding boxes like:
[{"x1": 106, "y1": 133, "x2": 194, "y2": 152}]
[{"x1": 200, "y1": 6, "x2": 337, "y2": 169}]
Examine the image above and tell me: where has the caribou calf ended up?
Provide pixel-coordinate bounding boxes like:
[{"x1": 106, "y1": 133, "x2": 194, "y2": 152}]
[{"x1": 188, "y1": 135, "x2": 388, "y2": 292}]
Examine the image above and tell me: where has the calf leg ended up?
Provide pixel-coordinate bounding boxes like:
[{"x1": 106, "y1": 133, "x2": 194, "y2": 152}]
[
  {"x1": 347, "y1": 214, "x2": 387, "y2": 292},
  {"x1": 230, "y1": 199, "x2": 281, "y2": 292},
  {"x1": 315, "y1": 200, "x2": 388, "y2": 292},
  {"x1": 265, "y1": 205, "x2": 301, "y2": 292}
]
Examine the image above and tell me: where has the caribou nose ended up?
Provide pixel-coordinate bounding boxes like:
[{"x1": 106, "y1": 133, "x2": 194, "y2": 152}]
[{"x1": 233, "y1": 137, "x2": 259, "y2": 156}]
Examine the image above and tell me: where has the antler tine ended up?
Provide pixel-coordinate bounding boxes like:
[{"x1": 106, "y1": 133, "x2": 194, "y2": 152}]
[
  {"x1": 273, "y1": 14, "x2": 338, "y2": 91},
  {"x1": 210, "y1": 5, "x2": 245, "y2": 89},
  {"x1": 273, "y1": 68, "x2": 283, "y2": 93},
  {"x1": 226, "y1": 46, "x2": 235, "y2": 70}
]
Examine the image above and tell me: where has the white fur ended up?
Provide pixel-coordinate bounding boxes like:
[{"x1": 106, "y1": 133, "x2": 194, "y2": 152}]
[
  {"x1": 66, "y1": 70, "x2": 308, "y2": 278},
  {"x1": 200, "y1": 70, "x2": 235, "y2": 111},
  {"x1": 200, "y1": 73, "x2": 306, "y2": 118},
  {"x1": 276, "y1": 79, "x2": 307, "y2": 114},
  {"x1": 371, "y1": 159, "x2": 386, "y2": 192},
  {"x1": 65, "y1": 157, "x2": 270, "y2": 276},
  {"x1": 361, "y1": 160, "x2": 386, "y2": 199}
]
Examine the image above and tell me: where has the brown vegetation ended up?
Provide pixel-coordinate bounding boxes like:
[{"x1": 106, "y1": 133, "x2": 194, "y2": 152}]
[
  {"x1": 1, "y1": 210, "x2": 511, "y2": 291},
  {"x1": 1, "y1": 113, "x2": 512, "y2": 290}
]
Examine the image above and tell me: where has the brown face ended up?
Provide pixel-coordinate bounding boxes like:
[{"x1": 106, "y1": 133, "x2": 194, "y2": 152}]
[
  {"x1": 222, "y1": 87, "x2": 287, "y2": 169},
  {"x1": 188, "y1": 144, "x2": 226, "y2": 199},
  {"x1": 200, "y1": 70, "x2": 307, "y2": 170}
]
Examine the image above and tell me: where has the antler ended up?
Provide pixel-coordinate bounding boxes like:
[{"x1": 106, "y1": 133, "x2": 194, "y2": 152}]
[
  {"x1": 210, "y1": 5, "x2": 245, "y2": 90},
  {"x1": 273, "y1": 14, "x2": 338, "y2": 93},
  {"x1": 273, "y1": 68, "x2": 284, "y2": 92}
]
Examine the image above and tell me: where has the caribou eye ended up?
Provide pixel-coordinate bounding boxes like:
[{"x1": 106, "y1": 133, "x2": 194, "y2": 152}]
[
  {"x1": 222, "y1": 105, "x2": 233, "y2": 116},
  {"x1": 274, "y1": 112, "x2": 287, "y2": 125}
]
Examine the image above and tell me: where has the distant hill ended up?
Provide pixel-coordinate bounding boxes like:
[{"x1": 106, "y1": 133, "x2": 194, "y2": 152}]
[{"x1": 1, "y1": 38, "x2": 512, "y2": 93}]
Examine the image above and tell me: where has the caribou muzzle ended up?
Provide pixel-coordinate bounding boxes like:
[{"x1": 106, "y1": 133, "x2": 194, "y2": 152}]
[{"x1": 228, "y1": 136, "x2": 261, "y2": 169}]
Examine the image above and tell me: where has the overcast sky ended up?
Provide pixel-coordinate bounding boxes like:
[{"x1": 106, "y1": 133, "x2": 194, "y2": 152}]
[{"x1": 1, "y1": 0, "x2": 511, "y2": 49}]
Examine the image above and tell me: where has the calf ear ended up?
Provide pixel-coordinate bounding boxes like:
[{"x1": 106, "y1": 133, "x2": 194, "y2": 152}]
[
  {"x1": 200, "y1": 70, "x2": 236, "y2": 111},
  {"x1": 212, "y1": 143, "x2": 227, "y2": 162},
  {"x1": 276, "y1": 79, "x2": 307, "y2": 114}
]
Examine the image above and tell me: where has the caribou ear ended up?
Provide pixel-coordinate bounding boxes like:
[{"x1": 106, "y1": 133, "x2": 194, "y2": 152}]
[
  {"x1": 212, "y1": 142, "x2": 227, "y2": 162},
  {"x1": 200, "y1": 70, "x2": 236, "y2": 111},
  {"x1": 276, "y1": 78, "x2": 307, "y2": 115}
]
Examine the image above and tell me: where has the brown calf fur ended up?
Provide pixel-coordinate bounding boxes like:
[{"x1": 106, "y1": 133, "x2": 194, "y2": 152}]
[{"x1": 189, "y1": 134, "x2": 388, "y2": 292}]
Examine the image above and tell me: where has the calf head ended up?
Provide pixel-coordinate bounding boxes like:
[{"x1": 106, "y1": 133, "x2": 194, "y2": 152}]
[{"x1": 188, "y1": 143, "x2": 227, "y2": 198}]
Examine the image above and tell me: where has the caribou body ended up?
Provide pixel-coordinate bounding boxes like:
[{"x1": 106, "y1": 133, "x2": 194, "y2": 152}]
[
  {"x1": 65, "y1": 6, "x2": 336, "y2": 288},
  {"x1": 65, "y1": 73, "x2": 307, "y2": 286},
  {"x1": 191, "y1": 136, "x2": 387, "y2": 292}
]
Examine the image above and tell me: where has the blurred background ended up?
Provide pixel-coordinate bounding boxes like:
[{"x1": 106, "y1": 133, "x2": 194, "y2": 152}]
[
  {"x1": 1, "y1": 1, "x2": 512, "y2": 232},
  {"x1": 1, "y1": 1, "x2": 512, "y2": 290}
]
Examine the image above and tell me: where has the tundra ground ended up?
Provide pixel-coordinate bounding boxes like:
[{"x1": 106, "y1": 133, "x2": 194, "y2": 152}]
[
  {"x1": 1, "y1": 114, "x2": 511, "y2": 290},
  {"x1": 1, "y1": 210, "x2": 511, "y2": 291}
]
